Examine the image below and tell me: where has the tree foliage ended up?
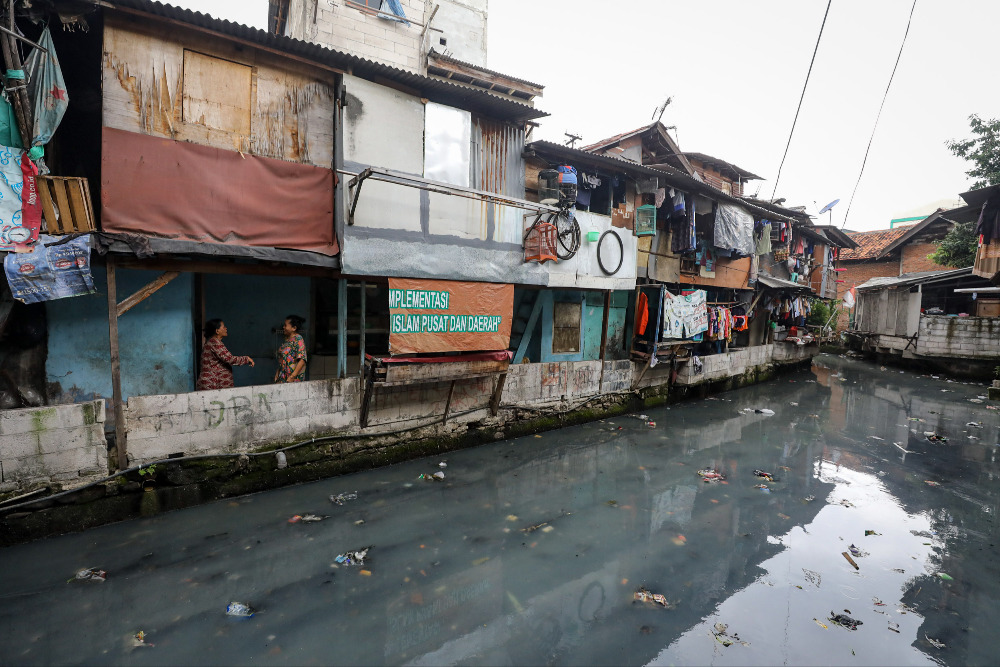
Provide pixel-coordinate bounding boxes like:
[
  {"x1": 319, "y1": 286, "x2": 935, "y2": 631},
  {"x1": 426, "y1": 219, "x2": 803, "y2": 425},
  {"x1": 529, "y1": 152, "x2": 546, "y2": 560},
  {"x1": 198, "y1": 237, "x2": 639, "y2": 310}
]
[
  {"x1": 929, "y1": 221, "x2": 977, "y2": 268},
  {"x1": 947, "y1": 114, "x2": 1000, "y2": 189}
]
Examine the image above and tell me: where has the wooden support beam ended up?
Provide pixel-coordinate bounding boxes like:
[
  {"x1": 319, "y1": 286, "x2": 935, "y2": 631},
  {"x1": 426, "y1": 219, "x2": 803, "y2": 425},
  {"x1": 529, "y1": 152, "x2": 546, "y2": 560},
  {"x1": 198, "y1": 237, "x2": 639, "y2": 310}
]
[
  {"x1": 442, "y1": 379, "x2": 457, "y2": 424},
  {"x1": 116, "y1": 271, "x2": 179, "y2": 317},
  {"x1": 513, "y1": 294, "x2": 543, "y2": 364},
  {"x1": 106, "y1": 261, "x2": 128, "y2": 470},
  {"x1": 111, "y1": 257, "x2": 336, "y2": 278},
  {"x1": 337, "y1": 278, "x2": 347, "y2": 378},
  {"x1": 598, "y1": 290, "x2": 610, "y2": 391},
  {"x1": 360, "y1": 364, "x2": 375, "y2": 428},
  {"x1": 489, "y1": 372, "x2": 507, "y2": 416},
  {"x1": 359, "y1": 281, "x2": 366, "y2": 379},
  {"x1": 632, "y1": 354, "x2": 653, "y2": 391}
]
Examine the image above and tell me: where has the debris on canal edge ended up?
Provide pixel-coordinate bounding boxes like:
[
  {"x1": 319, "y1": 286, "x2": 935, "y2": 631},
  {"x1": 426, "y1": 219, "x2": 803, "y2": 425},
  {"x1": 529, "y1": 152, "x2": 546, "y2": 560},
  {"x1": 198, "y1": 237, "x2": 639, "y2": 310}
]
[{"x1": 842, "y1": 551, "x2": 860, "y2": 570}]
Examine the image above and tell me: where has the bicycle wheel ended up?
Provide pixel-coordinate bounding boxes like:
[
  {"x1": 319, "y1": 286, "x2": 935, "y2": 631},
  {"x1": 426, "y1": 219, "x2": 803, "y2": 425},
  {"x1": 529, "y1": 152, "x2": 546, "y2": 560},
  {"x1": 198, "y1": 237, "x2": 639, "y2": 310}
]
[
  {"x1": 555, "y1": 212, "x2": 580, "y2": 260},
  {"x1": 597, "y1": 229, "x2": 624, "y2": 275}
]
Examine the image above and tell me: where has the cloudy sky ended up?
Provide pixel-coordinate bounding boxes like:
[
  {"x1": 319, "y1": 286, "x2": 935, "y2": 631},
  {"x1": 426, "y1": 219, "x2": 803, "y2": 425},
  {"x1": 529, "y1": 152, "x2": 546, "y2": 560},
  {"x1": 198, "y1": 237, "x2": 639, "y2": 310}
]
[{"x1": 169, "y1": 0, "x2": 995, "y2": 231}]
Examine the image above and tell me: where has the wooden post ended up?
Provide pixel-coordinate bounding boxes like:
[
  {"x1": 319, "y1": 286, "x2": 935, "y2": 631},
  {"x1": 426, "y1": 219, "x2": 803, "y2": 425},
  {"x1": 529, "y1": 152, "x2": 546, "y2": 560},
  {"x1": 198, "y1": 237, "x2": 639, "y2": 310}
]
[
  {"x1": 106, "y1": 260, "x2": 128, "y2": 470},
  {"x1": 359, "y1": 363, "x2": 375, "y2": 428},
  {"x1": 1, "y1": 6, "x2": 33, "y2": 151},
  {"x1": 442, "y1": 379, "x2": 457, "y2": 424},
  {"x1": 193, "y1": 273, "x2": 205, "y2": 378},
  {"x1": 359, "y1": 281, "x2": 366, "y2": 378},
  {"x1": 598, "y1": 290, "x2": 610, "y2": 391},
  {"x1": 337, "y1": 278, "x2": 347, "y2": 378},
  {"x1": 489, "y1": 372, "x2": 507, "y2": 416}
]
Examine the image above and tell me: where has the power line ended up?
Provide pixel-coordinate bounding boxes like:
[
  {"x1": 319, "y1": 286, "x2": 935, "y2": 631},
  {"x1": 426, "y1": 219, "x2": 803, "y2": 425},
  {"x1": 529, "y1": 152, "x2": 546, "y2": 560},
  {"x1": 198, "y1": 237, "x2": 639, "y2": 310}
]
[
  {"x1": 771, "y1": 0, "x2": 833, "y2": 202},
  {"x1": 842, "y1": 0, "x2": 918, "y2": 228}
]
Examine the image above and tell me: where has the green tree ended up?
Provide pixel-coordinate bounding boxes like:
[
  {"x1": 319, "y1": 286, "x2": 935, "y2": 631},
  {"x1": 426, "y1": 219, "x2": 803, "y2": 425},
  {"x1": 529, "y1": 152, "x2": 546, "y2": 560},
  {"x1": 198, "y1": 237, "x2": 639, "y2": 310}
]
[
  {"x1": 947, "y1": 114, "x2": 1000, "y2": 189},
  {"x1": 929, "y1": 221, "x2": 977, "y2": 268}
]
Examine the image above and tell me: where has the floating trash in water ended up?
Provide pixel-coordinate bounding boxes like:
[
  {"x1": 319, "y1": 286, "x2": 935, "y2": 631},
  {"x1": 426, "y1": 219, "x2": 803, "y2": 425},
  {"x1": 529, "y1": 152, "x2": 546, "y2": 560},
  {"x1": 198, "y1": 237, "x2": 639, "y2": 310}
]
[
  {"x1": 925, "y1": 433, "x2": 948, "y2": 443},
  {"x1": 335, "y1": 546, "x2": 372, "y2": 566},
  {"x1": 438, "y1": 461, "x2": 448, "y2": 468},
  {"x1": 891, "y1": 568, "x2": 906, "y2": 574},
  {"x1": 132, "y1": 630, "x2": 153, "y2": 648},
  {"x1": 868, "y1": 435, "x2": 885, "y2": 441},
  {"x1": 226, "y1": 602, "x2": 255, "y2": 617},
  {"x1": 812, "y1": 618, "x2": 828, "y2": 629},
  {"x1": 848, "y1": 544, "x2": 867, "y2": 558},
  {"x1": 873, "y1": 597, "x2": 886, "y2": 606},
  {"x1": 754, "y1": 484, "x2": 770, "y2": 491},
  {"x1": 634, "y1": 588, "x2": 676, "y2": 609},
  {"x1": 697, "y1": 468, "x2": 726, "y2": 483},
  {"x1": 418, "y1": 472, "x2": 445, "y2": 481},
  {"x1": 330, "y1": 492, "x2": 358, "y2": 505},
  {"x1": 753, "y1": 469, "x2": 774, "y2": 481},
  {"x1": 938, "y1": 572, "x2": 954, "y2": 581},
  {"x1": 865, "y1": 530, "x2": 881, "y2": 536},
  {"x1": 829, "y1": 611, "x2": 863, "y2": 630},
  {"x1": 804, "y1": 495, "x2": 816, "y2": 502},
  {"x1": 711, "y1": 622, "x2": 749, "y2": 647},
  {"x1": 925, "y1": 480, "x2": 942, "y2": 487},
  {"x1": 970, "y1": 398, "x2": 984, "y2": 404},
  {"x1": 926, "y1": 635, "x2": 946, "y2": 649},
  {"x1": 837, "y1": 499, "x2": 856, "y2": 508},
  {"x1": 353, "y1": 519, "x2": 365, "y2": 526},
  {"x1": 888, "y1": 621, "x2": 900, "y2": 633},
  {"x1": 72, "y1": 567, "x2": 107, "y2": 583},
  {"x1": 288, "y1": 514, "x2": 328, "y2": 523},
  {"x1": 967, "y1": 422, "x2": 984, "y2": 428},
  {"x1": 842, "y1": 552, "x2": 860, "y2": 570}
]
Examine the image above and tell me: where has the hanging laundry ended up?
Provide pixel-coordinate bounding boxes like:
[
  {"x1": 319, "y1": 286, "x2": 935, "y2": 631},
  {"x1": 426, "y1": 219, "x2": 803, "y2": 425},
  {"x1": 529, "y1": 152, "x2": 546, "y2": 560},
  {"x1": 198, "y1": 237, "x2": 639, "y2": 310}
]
[
  {"x1": 655, "y1": 188, "x2": 666, "y2": 209},
  {"x1": 756, "y1": 221, "x2": 772, "y2": 255}
]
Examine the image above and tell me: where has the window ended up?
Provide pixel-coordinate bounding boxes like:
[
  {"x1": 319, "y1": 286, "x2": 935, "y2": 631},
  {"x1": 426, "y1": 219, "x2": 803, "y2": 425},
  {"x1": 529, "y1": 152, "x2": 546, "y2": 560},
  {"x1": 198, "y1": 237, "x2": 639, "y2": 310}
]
[
  {"x1": 347, "y1": 0, "x2": 409, "y2": 24},
  {"x1": 182, "y1": 50, "x2": 252, "y2": 135},
  {"x1": 552, "y1": 300, "x2": 581, "y2": 353},
  {"x1": 269, "y1": 0, "x2": 290, "y2": 36},
  {"x1": 424, "y1": 102, "x2": 471, "y2": 187},
  {"x1": 576, "y1": 172, "x2": 627, "y2": 216}
]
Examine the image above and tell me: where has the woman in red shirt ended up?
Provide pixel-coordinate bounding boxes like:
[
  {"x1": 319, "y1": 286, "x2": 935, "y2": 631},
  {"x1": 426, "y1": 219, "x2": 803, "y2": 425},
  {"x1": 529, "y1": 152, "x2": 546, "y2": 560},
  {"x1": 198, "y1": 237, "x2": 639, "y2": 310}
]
[{"x1": 196, "y1": 319, "x2": 254, "y2": 390}]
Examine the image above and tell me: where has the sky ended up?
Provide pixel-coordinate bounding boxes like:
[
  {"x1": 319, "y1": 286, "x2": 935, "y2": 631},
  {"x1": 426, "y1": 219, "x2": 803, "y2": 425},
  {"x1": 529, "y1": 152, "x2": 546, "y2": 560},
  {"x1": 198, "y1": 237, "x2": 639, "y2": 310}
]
[{"x1": 168, "y1": 0, "x2": 997, "y2": 232}]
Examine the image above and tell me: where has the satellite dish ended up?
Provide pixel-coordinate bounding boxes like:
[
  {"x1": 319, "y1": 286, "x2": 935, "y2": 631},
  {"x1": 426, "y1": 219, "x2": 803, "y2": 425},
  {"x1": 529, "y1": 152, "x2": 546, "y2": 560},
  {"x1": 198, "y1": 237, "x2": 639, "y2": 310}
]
[
  {"x1": 651, "y1": 97, "x2": 673, "y2": 124},
  {"x1": 819, "y1": 199, "x2": 840, "y2": 215}
]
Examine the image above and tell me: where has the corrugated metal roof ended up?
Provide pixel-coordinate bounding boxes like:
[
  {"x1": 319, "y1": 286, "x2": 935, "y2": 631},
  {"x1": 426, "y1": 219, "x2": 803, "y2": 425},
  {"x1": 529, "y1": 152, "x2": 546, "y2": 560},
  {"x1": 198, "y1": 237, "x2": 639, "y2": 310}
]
[
  {"x1": 104, "y1": 0, "x2": 547, "y2": 121},
  {"x1": 758, "y1": 274, "x2": 811, "y2": 292},
  {"x1": 856, "y1": 267, "x2": 972, "y2": 291},
  {"x1": 683, "y1": 152, "x2": 762, "y2": 181},
  {"x1": 960, "y1": 184, "x2": 1000, "y2": 209},
  {"x1": 427, "y1": 49, "x2": 544, "y2": 91},
  {"x1": 526, "y1": 140, "x2": 801, "y2": 223},
  {"x1": 813, "y1": 225, "x2": 858, "y2": 249}
]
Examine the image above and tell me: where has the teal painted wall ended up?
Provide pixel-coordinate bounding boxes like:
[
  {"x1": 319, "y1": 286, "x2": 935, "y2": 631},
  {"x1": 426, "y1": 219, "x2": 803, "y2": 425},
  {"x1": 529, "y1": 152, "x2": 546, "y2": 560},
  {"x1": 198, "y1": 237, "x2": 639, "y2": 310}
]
[
  {"x1": 202, "y1": 274, "x2": 312, "y2": 386},
  {"x1": 46, "y1": 266, "x2": 194, "y2": 403}
]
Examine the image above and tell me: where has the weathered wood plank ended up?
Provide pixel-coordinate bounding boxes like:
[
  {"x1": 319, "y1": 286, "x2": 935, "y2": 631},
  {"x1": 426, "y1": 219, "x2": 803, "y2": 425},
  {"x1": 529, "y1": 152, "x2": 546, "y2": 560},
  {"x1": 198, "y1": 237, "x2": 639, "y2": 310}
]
[
  {"x1": 382, "y1": 359, "x2": 509, "y2": 386},
  {"x1": 117, "y1": 271, "x2": 180, "y2": 317}
]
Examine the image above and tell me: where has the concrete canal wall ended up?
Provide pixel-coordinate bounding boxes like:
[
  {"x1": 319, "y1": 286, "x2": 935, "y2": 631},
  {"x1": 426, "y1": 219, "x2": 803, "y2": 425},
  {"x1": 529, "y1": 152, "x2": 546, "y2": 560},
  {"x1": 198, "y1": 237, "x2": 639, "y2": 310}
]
[
  {"x1": 855, "y1": 315, "x2": 1000, "y2": 378},
  {"x1": 0, "y1": 346, "x2": 815, "y2": 542}
]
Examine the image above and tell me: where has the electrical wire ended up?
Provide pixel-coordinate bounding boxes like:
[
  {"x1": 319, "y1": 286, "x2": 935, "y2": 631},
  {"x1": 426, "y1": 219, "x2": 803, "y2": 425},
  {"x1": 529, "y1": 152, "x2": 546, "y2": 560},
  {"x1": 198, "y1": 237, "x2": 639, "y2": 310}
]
[
  {"x1": 770, "y1": 0, "x2": 833, "y2": 201},
  {"x1": 842, "y1": 0, "x2": 918, "y2": 228}
]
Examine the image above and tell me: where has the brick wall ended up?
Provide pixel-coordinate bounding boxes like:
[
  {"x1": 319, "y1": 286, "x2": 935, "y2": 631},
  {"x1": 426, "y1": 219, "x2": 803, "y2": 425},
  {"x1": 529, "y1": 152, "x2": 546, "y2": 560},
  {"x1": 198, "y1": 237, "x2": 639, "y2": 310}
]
[
  {"x1": 901, "y1": 242, "x2": 949, "y2": 273},
  {"x1": 0, "y1": 401, "x2": 108, "y2": 490},
  {"x1": 915, "y1": 315, "x2": 1000, "y2": 358},
  {"x1": 304, "y1": 0, "x2": 425, "y2": 71},
  {"x1": 836, "y1": 259, "x2": 898, "y2": 329}
]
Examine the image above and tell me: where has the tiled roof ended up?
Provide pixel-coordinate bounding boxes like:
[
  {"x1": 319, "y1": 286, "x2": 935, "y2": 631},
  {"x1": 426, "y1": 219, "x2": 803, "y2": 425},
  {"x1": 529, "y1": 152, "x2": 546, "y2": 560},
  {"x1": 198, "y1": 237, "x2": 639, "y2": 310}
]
[{"x1": 839, "y1": 227, "x2": 909, "y2": 261}]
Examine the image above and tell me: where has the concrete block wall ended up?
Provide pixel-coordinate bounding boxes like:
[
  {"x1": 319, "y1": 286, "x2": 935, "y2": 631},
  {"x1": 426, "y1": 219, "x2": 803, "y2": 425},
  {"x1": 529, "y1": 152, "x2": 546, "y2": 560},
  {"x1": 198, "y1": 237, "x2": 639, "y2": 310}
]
[
  {"x1": 126, "y1": 379, "x2": 359, "y2": 465},
  {"x1": 916, "y1": 316, "x2": 1000, "y2": 359},
  {"x1": 0, "y1": 401, "x2": 107, "y2": 490},
  {"x1": 674, "y1": 344, "x2": 814, "y2": 385}
]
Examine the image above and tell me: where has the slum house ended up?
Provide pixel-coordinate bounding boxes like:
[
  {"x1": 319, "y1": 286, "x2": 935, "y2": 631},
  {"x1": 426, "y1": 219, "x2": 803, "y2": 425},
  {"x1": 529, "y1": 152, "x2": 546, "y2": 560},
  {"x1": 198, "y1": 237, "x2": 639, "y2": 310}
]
[
  {"x1": 835, "y1": 209, "x2": 964, "y2": 329},
  {"x1": 576, "y1": 123, "x2": 856, "y2": 382},
  {"x1": 0, "y1": 0, "x2": 577, "y2": 488},
  {"x1": 847, "y1": 268, "x2": 998, "y2": 377}
]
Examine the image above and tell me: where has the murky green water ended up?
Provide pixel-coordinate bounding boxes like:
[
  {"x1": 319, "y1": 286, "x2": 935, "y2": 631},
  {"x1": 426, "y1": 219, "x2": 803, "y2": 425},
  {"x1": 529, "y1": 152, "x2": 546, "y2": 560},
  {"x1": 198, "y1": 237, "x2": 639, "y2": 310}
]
[{"x1": 2, "y1": 354, "x2": 999, "y2": 666}]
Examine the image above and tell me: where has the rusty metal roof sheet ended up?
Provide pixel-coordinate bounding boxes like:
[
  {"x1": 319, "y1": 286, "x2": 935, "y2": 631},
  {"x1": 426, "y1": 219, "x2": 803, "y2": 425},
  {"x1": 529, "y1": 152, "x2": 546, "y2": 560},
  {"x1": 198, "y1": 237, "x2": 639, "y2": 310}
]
[
  {"x1": 103, "y1": 0, "x2": 548, "y2": 121},
  {"x1": 683, "y1": 152, "x2": 762, "y2": 181}
]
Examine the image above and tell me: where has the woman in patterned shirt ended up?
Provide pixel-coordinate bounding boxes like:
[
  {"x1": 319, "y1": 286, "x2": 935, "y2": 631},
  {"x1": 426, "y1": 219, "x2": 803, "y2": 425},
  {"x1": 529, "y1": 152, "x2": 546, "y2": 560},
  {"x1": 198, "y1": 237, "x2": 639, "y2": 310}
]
[
  {"x1": 275, "y1": 314, "x2": 307, "y2": 383},
  {"x1": 196, "y1": 319, "x2": 254, "y2": 390}
]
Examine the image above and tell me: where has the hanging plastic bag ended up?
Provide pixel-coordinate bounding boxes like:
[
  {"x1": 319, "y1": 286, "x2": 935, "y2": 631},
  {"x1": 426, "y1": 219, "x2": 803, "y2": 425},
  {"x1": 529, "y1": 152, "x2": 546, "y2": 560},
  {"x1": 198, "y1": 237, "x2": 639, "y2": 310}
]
[{"x1": 24, "y1": 27, "x2": 68, "y2": 149}]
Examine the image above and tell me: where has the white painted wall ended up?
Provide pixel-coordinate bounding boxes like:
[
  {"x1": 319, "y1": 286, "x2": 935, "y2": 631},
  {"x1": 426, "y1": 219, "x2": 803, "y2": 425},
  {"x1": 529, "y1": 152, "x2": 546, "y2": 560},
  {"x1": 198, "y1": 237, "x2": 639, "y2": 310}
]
[
  {"x1": 427, "y1": 0, "x2": 488, "y2": 67},
  {"x1": 0, "y1": 401, "x2": 107, "y2": 490},
  {"x1": 543, "y1": 211, "x2": 639, "y2": 291}
]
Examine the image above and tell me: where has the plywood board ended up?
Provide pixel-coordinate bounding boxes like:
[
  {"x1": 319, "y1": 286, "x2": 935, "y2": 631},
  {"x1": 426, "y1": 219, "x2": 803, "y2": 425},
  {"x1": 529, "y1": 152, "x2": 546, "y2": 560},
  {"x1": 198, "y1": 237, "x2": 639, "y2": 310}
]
[{"x1": 182, "y1": 50, "x2": 253, "y2": 135}]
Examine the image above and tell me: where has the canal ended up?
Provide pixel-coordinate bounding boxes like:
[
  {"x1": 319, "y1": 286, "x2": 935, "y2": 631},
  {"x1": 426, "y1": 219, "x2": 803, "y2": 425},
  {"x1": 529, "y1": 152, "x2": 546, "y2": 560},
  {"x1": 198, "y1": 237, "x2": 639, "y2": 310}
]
[{"x1": 1, "y1": 354, "x2": 999, "y2": 666}]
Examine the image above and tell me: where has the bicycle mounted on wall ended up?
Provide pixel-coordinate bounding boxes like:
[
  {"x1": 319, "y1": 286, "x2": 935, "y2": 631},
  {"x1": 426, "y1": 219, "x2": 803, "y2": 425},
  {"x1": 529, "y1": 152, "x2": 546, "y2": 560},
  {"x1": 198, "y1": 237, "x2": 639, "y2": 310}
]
[{"x1": 523, "y1": 165, "x2": 581, "y2": 261}]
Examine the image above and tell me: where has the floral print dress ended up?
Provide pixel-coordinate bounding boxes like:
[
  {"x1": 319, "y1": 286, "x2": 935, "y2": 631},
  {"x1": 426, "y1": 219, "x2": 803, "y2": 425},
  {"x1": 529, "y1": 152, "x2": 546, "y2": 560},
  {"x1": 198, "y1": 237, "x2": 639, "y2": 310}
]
[
  {"x1": 196, "y1": 338, "x2": 252, "y2": 390},
  {"x1": 276, "y1": 333, "x2": 307, "y2": 382}
]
